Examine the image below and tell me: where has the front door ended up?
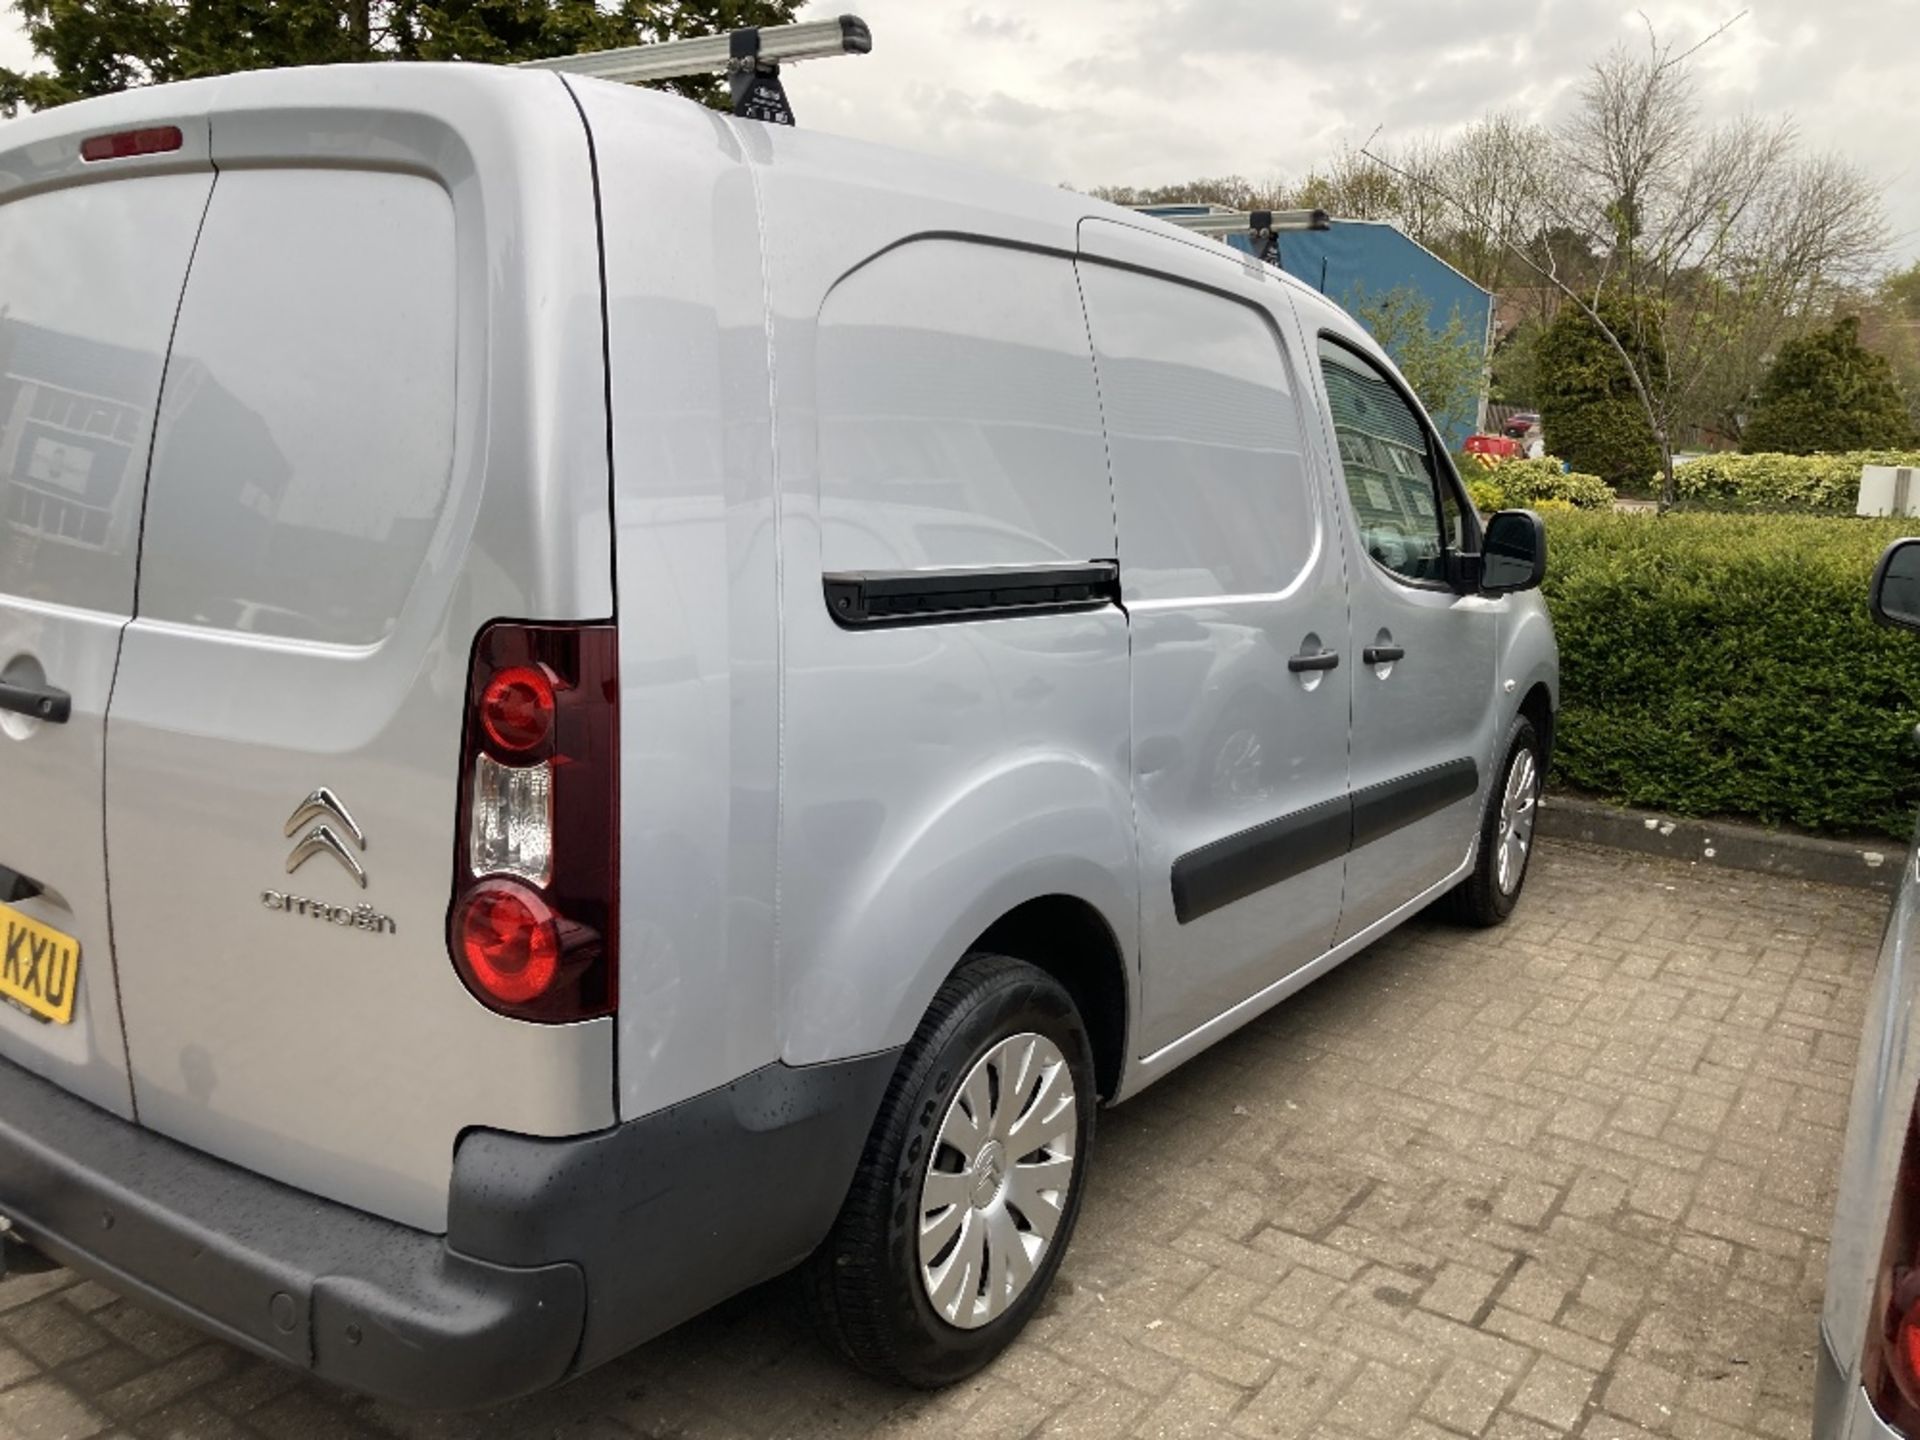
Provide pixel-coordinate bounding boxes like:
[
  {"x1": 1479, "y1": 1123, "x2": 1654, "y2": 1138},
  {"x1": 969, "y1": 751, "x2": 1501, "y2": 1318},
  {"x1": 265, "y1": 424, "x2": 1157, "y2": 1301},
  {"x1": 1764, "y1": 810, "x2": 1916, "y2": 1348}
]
[
  {"x1": 1299, "y1": 331, "x2": 1499, "y2": 940},
  {"x1": 1076, "y1": 223, "x2": 1352, "y2": 1059}
]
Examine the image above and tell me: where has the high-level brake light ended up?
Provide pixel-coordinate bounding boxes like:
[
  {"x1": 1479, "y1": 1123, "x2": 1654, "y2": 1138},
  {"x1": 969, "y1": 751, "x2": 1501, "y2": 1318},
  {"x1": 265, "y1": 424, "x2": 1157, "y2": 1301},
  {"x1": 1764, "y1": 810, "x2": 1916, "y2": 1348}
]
[{"x1": 80, "y1": 127, "x2": 183, "y2": 163}]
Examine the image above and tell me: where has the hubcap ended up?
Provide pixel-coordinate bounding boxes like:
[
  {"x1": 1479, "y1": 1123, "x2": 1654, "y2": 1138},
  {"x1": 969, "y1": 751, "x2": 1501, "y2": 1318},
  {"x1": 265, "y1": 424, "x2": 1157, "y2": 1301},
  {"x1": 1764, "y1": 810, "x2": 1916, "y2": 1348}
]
[
  {"x1": 918, "y1": 1032, "x2": 1078, "y2": 1330},
  {"x1": 1497, "y1": 747, "x2": 1539, "y2": 896}
]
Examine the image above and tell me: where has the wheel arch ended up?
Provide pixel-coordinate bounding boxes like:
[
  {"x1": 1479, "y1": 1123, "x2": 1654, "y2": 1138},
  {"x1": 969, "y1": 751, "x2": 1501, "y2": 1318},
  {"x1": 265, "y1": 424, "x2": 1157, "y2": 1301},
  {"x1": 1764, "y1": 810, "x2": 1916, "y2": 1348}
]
[{"x1": 971, "y1": 895, "x2": 1130, "y2": 1102}]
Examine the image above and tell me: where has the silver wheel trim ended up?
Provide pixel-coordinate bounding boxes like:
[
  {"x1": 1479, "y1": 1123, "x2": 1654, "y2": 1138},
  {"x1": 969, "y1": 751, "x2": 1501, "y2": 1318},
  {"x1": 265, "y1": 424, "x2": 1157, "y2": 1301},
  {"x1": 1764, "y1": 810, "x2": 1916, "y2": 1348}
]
[
  {"x1": 1496, "y1": 746, "x2": 1539, "y2": 896},
  {"x1": 918, "y1": 1031, "x2": 1078, "y2": 1330}
]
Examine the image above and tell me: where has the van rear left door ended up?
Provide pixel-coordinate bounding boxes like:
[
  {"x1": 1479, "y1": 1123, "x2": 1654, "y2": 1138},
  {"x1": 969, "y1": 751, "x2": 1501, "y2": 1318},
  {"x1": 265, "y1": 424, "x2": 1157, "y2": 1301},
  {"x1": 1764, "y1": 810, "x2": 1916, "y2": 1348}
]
[{"x1": 0, "y1": 126, "x2": 215, "y2": 1116}]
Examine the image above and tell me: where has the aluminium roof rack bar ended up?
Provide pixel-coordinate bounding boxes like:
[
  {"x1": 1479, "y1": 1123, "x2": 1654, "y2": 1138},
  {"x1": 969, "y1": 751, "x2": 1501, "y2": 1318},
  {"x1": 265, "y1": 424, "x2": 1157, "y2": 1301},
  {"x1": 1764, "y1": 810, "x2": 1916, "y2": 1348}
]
[
  {"x1": 1152, "y1": 208, "x2": 1331, "y2": 237},
  {"x1": 521, "y1": 15, "x2": 871, "y2": 125},
  {"x1": 1147, "y1": 207, "x2": 1331, "y2": 269}
]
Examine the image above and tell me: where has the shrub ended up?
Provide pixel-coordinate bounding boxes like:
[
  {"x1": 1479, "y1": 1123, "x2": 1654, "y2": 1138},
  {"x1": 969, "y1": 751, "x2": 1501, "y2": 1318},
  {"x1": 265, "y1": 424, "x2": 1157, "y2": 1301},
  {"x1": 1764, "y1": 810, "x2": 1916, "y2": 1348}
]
[
  {"x1": 1465, "y1": 477, "x2": 1507, "y2": 513},
  {"x1": 1670, "y1": 450, "x2": 1920, "y2": 511},
  {"x1": 1457, "y1": 456, "x2": 1616, "y2": 512},
  {"x1": 1542, "y1": 511, "x2": 1920, "y2": 838},
  {"x1": 1535, "y1": 295, "x2": 1664, "y2": 489},
  {"x1": 1743, "y1": 316, "x2": 1916, "y2": 455},
  {"x1": 1484, "y1": 458, "x2": 1616, "y2": 509}
]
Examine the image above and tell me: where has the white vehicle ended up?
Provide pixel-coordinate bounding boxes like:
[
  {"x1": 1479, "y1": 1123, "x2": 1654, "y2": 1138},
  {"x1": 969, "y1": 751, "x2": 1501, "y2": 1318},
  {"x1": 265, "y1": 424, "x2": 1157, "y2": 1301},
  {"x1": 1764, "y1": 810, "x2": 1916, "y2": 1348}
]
[{"x1": 0, "y1": 20, "x2": 1557, "y2": 1405}]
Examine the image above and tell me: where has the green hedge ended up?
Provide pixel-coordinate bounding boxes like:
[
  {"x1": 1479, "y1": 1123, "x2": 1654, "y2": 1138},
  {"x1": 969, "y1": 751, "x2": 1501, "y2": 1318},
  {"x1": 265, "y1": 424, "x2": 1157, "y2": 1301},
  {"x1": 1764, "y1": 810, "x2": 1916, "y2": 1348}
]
[
  {"x1": 1544, "y1": 511, "x2": 1920, "y2": 838},
  {"x1": 1671, "y1": 450, "x2": 1920, "y2": 511},
  {"x1": 1464, "y1": 457, "x2": 1617, "y2": 511}
]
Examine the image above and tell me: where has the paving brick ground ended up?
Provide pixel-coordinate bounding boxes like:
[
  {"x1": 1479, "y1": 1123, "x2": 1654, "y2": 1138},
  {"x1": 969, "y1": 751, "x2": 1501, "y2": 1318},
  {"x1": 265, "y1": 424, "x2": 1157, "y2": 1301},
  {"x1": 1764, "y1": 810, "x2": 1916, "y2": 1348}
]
[{"x1": 0, "y1": 840, "x2": 1886, "y2": 1440}]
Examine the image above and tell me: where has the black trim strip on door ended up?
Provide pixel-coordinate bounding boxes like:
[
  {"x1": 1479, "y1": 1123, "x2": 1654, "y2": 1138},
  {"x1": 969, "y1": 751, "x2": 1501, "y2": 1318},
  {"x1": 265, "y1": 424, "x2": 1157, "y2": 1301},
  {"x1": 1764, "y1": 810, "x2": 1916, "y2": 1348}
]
[
  {"x1": 1349, "y1": 758, "x2": 1480, "y2": 850},
  {"x1": 823, "y1": 561, "x2": 1121, "y2": 628},
  {"x1": 1171, "y1": 757, "x2": 1481, "y2": 925},
  {"x1": 1171, "y1": 795, "x2": 1351, "y2": 925}
]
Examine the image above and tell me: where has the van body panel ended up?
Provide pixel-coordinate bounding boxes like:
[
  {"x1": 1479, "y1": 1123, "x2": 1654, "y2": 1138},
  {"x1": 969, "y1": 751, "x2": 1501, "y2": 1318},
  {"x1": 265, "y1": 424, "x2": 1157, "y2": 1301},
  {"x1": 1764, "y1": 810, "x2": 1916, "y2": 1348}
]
[
  {"x1": 740, "y1": 125, "x2": 1139, "y2": 1068},
  {"x1": 1073, "y1": 223, "x2": 1352, "y2": 1056},
  {"x1": 0, "y1": 121, "x2": 217, "y2": 1117},
  {"x1": 562, "y1": 79, "x2": 789, "y2": 1122},
  {"x1": 99, "y1": 68, "x2": 616, "y2": 1231}
]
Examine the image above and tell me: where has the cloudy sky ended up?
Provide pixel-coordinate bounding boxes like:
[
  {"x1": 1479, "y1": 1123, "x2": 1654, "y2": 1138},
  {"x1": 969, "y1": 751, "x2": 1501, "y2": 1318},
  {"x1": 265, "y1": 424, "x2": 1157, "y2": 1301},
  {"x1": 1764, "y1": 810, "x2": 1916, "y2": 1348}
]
[{"x1": 5, "y1": 1, "x2": 1916, "y2": 262}]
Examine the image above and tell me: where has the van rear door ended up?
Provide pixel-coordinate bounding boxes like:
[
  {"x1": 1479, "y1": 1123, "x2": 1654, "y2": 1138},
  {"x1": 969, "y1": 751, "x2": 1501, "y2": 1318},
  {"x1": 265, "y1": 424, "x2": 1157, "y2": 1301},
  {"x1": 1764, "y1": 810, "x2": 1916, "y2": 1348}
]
[
  {"x1": 0, "y1": 125, "x2": 215, "y2": 1117},
  {"x1": 101, "y1": 77, "x2": 617, "y2": 1233}
]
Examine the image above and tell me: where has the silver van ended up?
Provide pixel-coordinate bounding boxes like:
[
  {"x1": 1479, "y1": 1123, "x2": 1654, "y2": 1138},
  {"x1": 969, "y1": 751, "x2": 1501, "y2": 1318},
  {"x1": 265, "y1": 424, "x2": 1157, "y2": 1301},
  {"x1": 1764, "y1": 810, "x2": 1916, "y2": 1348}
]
[{"x1": 0, "y1": 48, "x2": 1557, "y2": 1407}]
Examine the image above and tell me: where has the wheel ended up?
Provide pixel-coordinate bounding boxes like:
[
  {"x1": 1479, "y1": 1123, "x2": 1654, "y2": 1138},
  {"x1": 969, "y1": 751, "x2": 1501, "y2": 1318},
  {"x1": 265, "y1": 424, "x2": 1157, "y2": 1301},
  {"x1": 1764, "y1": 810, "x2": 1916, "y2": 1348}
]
[
  {"x1": 803, "y1": 953, "x2": 1096, "y2": 1387},
  {"x1": 1446, "y1": 715, "x2": 1543, "y2": 926}
]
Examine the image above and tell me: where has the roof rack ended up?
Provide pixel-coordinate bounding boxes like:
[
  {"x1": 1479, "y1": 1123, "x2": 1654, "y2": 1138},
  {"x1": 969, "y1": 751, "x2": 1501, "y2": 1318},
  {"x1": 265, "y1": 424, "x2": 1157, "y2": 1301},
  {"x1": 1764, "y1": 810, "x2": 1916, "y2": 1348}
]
[
  {"x1": 521, "y1": 14, "x2": 872, "y2": 126},
  {"x1": 1143, "y1": 206, "x2": 1332, "y2": 269}
]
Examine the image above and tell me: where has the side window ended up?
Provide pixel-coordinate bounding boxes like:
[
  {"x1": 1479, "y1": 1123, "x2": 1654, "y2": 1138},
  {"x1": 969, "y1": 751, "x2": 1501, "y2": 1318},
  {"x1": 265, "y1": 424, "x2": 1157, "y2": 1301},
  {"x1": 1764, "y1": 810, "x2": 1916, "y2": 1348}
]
[{"x1": 1317, "y1": 337, "x2": 1459, "y2": 585}]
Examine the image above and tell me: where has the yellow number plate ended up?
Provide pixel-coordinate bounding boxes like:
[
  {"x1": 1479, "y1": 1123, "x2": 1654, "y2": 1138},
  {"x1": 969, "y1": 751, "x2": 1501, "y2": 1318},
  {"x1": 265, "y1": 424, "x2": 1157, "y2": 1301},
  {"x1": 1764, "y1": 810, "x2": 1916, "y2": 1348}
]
[{"x1": 0, "y1": 903, "x2": 80, "y2": 1025}]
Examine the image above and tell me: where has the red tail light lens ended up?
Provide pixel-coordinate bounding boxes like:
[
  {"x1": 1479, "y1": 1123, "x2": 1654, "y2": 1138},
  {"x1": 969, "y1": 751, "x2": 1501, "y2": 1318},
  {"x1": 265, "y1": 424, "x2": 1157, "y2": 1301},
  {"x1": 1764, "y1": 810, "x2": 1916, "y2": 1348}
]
[
  {"x1": 457, "y1": 881, "x2": 560, "y2": 1005},
  {"x1": 1866, "y1": 1105, "x2": 1920, "y2": 1429},
  {"x1": 80, "y1": 126, "x2": 184, "y2": 163},
  {"x1": 449, "y1": 623, "x2": 617, "y2": 1023},
  {"x1": 480, "y1": 665, "x2": 555, "y2": 754}
]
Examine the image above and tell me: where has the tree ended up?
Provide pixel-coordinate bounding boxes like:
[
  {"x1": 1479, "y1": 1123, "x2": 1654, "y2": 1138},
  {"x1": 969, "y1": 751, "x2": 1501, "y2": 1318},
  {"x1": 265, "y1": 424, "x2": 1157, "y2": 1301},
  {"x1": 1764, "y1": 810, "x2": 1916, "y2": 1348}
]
[
  {"x1": 1346, "y1": 285, "x2": 1483, "y2": 441},
  {"x1": 1860, "y1": 260, "x2": 1920, "y2": 431},
  {"x1": 0, "y1": 0, "x2": 800, "y2": 115},
  {"x1": 1081, "y1": 175, "x2": 1293, "y2": 213},
  {"x1": 1742, "y1": 315, "x2": 1915, "y2": 454},
  {"x1": 1535, "y1": 293, "x2": 1664, "y2": 488},
  {"x1": 1365, "y1": 19, "x2": 1888, "y2": 505}
]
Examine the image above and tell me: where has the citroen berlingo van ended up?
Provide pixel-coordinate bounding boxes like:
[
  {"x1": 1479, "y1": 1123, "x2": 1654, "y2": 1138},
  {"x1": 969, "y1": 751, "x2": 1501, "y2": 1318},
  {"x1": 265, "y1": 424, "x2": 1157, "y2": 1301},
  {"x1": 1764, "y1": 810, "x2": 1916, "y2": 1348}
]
[{"x1": 0, "y1": 32, "x2": 1557, "y2": 1407}]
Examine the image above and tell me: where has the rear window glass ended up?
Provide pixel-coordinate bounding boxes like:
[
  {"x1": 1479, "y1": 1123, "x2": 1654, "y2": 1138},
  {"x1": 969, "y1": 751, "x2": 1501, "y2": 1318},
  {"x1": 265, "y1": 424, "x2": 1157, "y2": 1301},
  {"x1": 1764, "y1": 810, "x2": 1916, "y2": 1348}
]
[
  {"x1": 0, "y1": 174, "x2": 214, "y2": 614},
  {"x1": 137, "y1": 169, "x2": 456, "y2": 646}
]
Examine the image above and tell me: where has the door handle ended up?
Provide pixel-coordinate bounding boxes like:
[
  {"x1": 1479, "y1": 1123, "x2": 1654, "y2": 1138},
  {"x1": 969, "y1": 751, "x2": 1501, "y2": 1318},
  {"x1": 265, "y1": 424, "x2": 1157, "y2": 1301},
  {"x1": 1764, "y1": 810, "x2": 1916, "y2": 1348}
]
[
  {"x1": 1363, "y1": 645, "x2": 1406, "y2": 664},
  {"x1": 1287, "y1": 650, "x2": 1341, "y2": 673},
  {"x1": 0, "y1": 679, "x2": 71, "y2": 724}
]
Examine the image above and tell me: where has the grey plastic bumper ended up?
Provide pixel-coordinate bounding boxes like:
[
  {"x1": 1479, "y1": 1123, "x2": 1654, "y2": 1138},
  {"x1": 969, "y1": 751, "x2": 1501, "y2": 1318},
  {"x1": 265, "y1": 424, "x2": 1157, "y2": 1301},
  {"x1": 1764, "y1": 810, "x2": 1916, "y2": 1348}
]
[
  {"x1": 0, "y1": 1050, "x2": 583, "y2": 1408},
  {"x1": 0, "y1": 1046, "x2": 898, "y2": 1408}
]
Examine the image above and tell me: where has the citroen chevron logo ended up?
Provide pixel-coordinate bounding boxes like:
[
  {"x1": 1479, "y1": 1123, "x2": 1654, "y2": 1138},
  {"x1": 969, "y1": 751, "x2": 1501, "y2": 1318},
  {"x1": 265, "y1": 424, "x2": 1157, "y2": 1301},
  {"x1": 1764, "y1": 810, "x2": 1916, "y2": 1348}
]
[{"x1": 283, "y1": 788, "x2": 368, "y2": 890}]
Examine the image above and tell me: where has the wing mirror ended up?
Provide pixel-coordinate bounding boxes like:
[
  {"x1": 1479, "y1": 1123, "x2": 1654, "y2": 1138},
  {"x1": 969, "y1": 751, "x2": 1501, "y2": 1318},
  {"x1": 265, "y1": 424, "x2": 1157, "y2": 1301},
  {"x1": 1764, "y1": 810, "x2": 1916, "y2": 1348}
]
[
  {"x1": 1477, "y1": 509, "x2": 1548, "y2": 595},
  {"x1": 1871, "y1": 538, "x2": 1920, "y2": 632}
]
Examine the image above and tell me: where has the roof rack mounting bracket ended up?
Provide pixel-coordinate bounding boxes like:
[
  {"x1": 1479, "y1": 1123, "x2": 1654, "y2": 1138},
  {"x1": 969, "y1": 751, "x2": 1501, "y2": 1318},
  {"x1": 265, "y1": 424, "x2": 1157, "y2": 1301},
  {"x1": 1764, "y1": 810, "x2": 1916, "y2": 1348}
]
[{"x1": 727, "y1": 29, "x2": 795, "y2": 125}]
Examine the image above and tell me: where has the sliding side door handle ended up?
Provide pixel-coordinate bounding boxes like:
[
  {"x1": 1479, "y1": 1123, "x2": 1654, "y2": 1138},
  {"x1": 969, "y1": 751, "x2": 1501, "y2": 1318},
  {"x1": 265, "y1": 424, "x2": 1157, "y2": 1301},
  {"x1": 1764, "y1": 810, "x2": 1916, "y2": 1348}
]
[
  {"x1": 1362, "y1": 645, "x2": 1406, "y2": 664},
  {"x1": 1287, "y1": 650, "x2": 1341, "y2": 673}
]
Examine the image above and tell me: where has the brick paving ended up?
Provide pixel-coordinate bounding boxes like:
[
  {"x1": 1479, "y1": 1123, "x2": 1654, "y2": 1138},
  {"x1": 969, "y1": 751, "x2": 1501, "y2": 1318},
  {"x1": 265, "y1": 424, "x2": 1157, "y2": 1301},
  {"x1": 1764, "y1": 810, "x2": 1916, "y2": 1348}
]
[{"x1": 0, "y1": 840, "x2": 1885, "y2": 1439}]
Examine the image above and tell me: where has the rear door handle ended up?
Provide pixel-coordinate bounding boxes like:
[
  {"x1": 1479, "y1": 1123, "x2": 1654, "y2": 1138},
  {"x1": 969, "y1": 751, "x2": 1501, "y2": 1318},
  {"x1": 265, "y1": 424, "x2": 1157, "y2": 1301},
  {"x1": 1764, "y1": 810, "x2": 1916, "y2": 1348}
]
[
  {"x1": 1363, "y1": 645, "x2": 1406, "y2": 664},
  {"x1": 1287, "y1": 650, "x2": 1341, "y2": 673},
  {"x1": 0, "y1": 679, "x2": 71, "y2": 724}
]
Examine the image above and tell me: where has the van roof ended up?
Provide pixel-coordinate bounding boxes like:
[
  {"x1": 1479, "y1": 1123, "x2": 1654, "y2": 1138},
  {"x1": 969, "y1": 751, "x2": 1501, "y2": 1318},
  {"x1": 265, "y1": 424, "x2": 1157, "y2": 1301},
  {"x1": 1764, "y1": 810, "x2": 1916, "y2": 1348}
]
[{"x1": 2, "y1": 60, "x2": 1328, "y2": 309}]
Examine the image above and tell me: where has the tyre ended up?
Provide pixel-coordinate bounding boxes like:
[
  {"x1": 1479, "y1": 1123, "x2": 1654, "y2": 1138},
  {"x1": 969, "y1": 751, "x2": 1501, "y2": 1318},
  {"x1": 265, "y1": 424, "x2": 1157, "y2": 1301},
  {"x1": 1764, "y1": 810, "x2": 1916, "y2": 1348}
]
[
  {"x1": 1447, "y1": 715, "x2": 1543, "y2": 926},
  {"x1": 804, "y1": 953, "x2": 1096, "y2": 1387}
]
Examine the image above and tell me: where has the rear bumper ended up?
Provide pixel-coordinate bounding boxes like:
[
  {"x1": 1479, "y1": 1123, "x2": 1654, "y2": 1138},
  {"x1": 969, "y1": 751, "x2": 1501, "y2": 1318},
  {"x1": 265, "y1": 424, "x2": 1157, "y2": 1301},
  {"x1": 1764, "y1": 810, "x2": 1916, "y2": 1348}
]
[{"x1": 0, "y1": 1046, "x2": 898, "y2": 1408}]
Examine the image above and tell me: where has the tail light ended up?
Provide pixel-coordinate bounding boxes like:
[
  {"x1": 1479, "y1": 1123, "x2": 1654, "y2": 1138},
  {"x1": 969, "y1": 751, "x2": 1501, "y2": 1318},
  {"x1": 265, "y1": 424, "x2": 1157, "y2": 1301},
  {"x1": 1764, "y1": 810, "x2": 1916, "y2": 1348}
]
[
  {"x1": 1866, "y1": 1102, "x2": 1920, "y2": 1431},
  {"x1": 449, "y1": 623, "x2": 617, "y2": 1023}
]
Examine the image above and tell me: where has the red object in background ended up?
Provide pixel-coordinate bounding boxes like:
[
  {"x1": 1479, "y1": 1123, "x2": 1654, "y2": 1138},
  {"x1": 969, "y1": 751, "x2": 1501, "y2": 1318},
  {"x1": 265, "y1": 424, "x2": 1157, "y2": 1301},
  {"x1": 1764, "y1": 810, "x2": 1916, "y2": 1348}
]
[{"x1": 1464, "y1": 434, "x2": 1522, "y2": 459}]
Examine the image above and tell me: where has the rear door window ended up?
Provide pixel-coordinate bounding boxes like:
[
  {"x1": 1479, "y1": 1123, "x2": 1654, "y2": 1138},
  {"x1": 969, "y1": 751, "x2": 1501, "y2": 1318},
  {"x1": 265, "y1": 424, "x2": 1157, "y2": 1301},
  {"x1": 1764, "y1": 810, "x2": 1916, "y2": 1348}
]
[
  {"x1": 0, "y1": 175, "x2": 214, "y2": 613},
  {"x1": 137, "y1": 169, "x2": 456, "y2": 646}
]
